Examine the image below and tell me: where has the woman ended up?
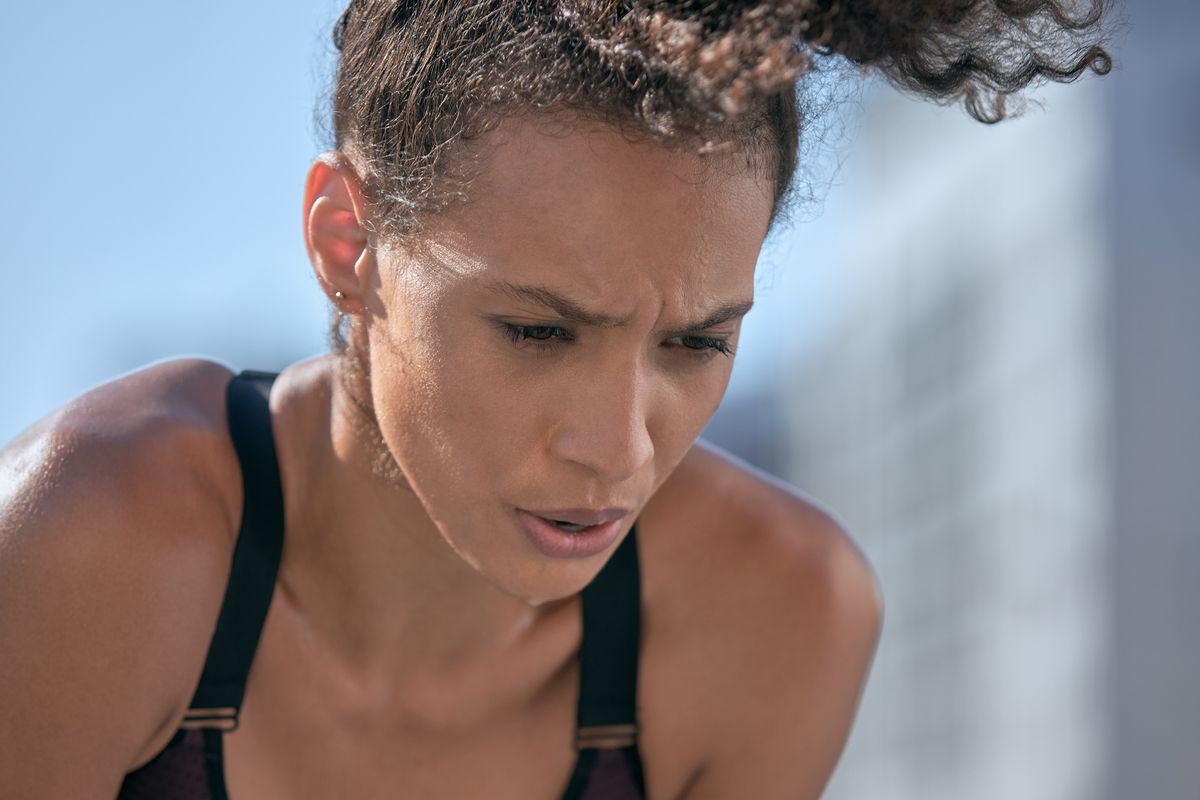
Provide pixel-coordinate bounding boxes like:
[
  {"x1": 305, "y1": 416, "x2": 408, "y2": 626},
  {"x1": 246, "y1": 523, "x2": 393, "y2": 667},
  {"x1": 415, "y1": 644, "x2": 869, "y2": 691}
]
[{"x1": 0, "y1": 2, "x2": 1114, "y2": 798}]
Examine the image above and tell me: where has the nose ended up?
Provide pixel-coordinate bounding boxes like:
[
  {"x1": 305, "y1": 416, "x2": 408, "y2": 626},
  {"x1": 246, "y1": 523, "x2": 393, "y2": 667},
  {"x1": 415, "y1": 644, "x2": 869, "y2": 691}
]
[{"x1": 548, "y1": 361, "x2": 655, "y2": 484}]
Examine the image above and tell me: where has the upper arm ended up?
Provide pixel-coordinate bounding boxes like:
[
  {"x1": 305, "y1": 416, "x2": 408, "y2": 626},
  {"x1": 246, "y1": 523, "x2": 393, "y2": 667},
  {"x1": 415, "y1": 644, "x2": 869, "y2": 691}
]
[
  {"x1": 676, "y1": 448, "x2": 883, "y2": 799},
  {"x1": 0, "y1": 359, "x2": 239, "y2": 798},
  {"x1": 686, "y1": 513, "x2": 883, "y2": 800}
]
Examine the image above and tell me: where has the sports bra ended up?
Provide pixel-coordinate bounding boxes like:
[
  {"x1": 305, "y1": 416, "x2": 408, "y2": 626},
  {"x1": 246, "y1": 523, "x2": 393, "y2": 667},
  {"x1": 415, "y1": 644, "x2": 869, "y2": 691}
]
[{"x1": 117, "y1": 370, "x2": 647, "y2": 799}]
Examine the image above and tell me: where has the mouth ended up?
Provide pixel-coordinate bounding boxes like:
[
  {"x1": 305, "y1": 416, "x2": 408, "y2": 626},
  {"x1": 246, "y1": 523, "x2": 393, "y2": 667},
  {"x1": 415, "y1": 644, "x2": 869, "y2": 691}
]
[
  {"x1": 513, "y1": 507, "x2": 628, "y2": 559},
  {"x1": 544, "y1": 519, "x2": 591, "y2": 533},
  {"x1": 520, "y1": 506, "x2": 630, "y2": 528}
]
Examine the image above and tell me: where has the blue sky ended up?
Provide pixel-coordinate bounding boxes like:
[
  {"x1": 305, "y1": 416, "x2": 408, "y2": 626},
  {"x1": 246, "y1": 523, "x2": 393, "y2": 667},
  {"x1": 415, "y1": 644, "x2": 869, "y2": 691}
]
[{"x1": 0, "y1": 1, "x2": 850, "y2": 444}]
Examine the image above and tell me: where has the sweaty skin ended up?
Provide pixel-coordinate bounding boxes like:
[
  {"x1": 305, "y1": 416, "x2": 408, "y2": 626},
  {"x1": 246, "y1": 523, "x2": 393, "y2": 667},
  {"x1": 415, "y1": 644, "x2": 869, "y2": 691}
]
[{"x1": 0, "y1": 116, "x2": 882, "y2": 800}]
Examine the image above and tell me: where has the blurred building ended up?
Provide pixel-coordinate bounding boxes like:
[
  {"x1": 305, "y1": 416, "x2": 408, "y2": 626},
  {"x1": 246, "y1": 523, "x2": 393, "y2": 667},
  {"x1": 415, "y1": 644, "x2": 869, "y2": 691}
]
[
  {"x1": 707, "y1": 5, "x2": 1199, "y2": 798},
  {"x1": 783, "y1": 80, "x2": 1112, "y2": 800}
]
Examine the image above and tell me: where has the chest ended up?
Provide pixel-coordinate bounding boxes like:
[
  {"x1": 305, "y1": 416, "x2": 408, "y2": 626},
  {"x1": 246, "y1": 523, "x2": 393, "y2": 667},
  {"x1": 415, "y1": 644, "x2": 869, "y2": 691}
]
[
  {"x1": 216, "y1": 589, "x2": 701, "y2": 800},
  {"x1": 216, "y1": 588, "x2": 565, "y2": 799},
  {"x1": 222, "y1": 677, "x2": 579, "y2": 799}
]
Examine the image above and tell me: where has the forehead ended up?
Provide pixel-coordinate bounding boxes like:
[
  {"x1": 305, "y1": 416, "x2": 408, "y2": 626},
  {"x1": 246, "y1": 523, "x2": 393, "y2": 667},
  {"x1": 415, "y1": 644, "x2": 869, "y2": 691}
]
[{"x1": 418, "y1": 115, "x2": 772, "y2": 302}]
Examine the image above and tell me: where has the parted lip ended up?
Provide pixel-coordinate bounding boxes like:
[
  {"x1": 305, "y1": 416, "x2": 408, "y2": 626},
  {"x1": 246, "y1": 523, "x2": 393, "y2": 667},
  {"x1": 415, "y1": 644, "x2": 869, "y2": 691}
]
[{"x1": 519, "y1": 507, "x2": 630, "y2": 526}]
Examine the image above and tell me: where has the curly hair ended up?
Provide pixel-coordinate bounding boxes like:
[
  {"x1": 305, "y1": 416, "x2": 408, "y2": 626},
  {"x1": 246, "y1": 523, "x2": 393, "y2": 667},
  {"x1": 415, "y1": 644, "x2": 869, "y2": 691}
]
[{"x1": 329, "y1": 1, "x2": 1114, "y2": 238}]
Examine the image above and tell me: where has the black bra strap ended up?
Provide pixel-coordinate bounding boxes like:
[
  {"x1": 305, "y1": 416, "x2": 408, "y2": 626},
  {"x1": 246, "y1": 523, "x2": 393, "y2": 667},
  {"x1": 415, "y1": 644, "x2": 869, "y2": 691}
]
[
  {"x1": 184, "y1": 371, "x2": 285, "y2": 731},
  {"x1": 563, "y1": 525, "x2": 647, "y2": 798},
  {"x1": 575, "y1": 525, "x2": 642, "y2": 747}
]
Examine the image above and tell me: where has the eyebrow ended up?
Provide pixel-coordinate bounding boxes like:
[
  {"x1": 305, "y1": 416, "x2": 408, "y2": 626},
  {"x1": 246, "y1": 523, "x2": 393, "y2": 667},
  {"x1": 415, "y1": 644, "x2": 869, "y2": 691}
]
[{"x1": 485, "y1": 280, "x2": 754, "y2": 334}]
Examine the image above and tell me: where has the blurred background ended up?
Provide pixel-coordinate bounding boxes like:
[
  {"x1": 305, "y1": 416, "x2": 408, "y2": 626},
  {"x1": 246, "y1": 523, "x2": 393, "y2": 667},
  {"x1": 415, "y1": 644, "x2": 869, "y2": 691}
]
[{"x1": 1, "y1": 2, "x2": 1194, "y2": 799}]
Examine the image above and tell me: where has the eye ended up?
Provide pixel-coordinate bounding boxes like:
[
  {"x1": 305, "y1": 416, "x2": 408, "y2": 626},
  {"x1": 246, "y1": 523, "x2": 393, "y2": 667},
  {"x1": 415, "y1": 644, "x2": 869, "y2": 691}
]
[
  {"x1": 671, "y1": 335, "x2": 735, "y2": 360},
  {"x1": 495, "y1": 322, "x2": 734, "y2": 361},
  {"x1": 499, "y1": 323, "x2": 572, "y2": 351}
]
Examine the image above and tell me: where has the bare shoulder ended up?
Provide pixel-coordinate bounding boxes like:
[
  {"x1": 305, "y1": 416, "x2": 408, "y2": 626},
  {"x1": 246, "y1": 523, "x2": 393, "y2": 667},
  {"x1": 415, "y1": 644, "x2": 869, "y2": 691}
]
[
  {"x1": 637, "y1": 438, "x2": 883, "y2": 800},
  {"x1": 0, "y1": 358, "x2": 242, "y2": 796}
]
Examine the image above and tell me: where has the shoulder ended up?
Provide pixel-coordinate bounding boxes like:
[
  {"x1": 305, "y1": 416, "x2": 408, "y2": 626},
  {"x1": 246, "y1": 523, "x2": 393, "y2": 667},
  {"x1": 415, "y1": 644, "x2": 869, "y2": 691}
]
[
  {"x1": 638, "y1": 438, "x2": 882, "y2": 800},
  {"x1": 2, "y1": 357, "x2": 243, "y2": 548},
  {"x1": 639, "y1": 438, "x2": 882, "y2": 626},
  {"x1": 0, "y1": 358, "x2": 243, "y2": 793}
]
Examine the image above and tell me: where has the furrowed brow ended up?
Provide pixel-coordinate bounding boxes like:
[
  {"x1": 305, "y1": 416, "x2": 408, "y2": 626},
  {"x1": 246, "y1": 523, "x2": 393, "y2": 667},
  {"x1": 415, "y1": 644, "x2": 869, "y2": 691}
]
[
  {"x1": 661, "y1": 299, "x2": 754, "y2": 338},
  {"x1": 486, "y1": 281, "x2": 635, "y2": 327},
  {"x1": 486, "y1": 280, "x2": 753, "y2": 333}
]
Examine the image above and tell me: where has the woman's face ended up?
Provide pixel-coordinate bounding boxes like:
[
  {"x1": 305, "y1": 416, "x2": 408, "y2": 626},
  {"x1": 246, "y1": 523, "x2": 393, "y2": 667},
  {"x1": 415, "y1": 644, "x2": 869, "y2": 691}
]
[{"x1": 361, "y1": 118, "x2": 774, "y2": 603}]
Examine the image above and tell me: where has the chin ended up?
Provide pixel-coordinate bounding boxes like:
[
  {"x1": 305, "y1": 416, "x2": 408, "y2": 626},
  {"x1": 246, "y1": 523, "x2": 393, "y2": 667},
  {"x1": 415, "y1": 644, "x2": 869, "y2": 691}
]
[
  {"x1": 443, "y1": 505, "x2": 614, "y2": 604},
  {"x1": 483, "y1": 557, "x2": 599, "y2": 607}
]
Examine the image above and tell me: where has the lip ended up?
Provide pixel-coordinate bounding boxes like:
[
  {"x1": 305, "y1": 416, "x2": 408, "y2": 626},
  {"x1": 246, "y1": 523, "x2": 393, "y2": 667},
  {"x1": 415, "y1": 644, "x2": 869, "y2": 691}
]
[
  {"x1": 520, "y1": 507, "x2": 629, "y2": 527},
  {"x1": 515, "y1": 508, "x2": 625, "y2": 559}
]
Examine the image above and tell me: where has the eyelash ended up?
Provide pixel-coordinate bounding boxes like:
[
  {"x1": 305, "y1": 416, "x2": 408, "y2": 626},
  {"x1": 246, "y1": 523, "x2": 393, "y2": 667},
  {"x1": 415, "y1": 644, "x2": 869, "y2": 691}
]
[{"x1": 498, "y1": 323, "x2": 735, "y2": 360}]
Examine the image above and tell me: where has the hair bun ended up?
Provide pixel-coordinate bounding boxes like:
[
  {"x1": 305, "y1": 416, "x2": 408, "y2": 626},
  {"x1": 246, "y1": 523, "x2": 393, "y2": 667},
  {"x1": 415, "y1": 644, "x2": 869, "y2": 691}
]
[
  {"x1": 557, "y1": 0, "x2": 1115, "y2": 123},
  {"x1": 558, "y1": 2, "x2": 817, "y2": 117}
]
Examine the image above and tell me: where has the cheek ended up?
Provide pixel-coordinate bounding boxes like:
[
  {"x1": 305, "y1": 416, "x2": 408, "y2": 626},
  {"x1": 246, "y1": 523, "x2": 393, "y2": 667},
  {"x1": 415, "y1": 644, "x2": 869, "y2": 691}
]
[
  {"x1": 658, "y1": 374, "x2": 728, "y2": 446},
  {"x1": 433, "y1": 357, "x2": 533, "y2": 474},
  {"x1": 366, "y1": 317, "x2": 524, "y2": 499}
]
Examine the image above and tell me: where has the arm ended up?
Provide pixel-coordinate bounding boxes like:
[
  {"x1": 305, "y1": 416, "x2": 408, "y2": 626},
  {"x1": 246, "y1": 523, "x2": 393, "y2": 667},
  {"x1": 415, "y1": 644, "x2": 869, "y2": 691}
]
[
  {"x1": 0, "y1": 359, "x2": 239, "y2": 798},
  {"x1": 681, "y1": 477, "x2": 883, "y2": 799},
  {"x1": 657, "y1": 443, "x2": 883, "y2": 800}
]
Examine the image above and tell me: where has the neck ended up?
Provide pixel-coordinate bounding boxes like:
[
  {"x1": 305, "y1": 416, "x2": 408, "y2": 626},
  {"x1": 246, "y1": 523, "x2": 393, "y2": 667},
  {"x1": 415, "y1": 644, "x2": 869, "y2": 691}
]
[{"x1": 267, "y1": 357, "x2": 575, "y2": 721}]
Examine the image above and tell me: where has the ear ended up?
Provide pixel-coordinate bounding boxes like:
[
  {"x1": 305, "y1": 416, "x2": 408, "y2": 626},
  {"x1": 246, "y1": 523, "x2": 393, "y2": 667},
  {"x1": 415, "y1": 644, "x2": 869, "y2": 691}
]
[{"x1": 303, "y1": 153, "x2": 374, "y2": 312}]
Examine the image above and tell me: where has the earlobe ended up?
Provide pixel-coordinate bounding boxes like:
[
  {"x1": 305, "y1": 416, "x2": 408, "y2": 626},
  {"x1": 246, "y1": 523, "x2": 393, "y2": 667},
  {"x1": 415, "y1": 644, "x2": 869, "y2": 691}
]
[{"x1": 304, "y1": 154, "x2": 373, "y2": 312}]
